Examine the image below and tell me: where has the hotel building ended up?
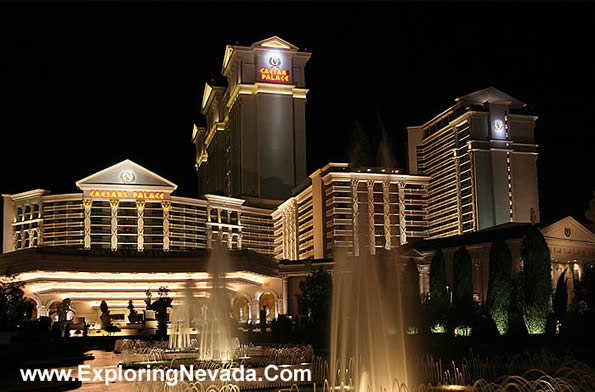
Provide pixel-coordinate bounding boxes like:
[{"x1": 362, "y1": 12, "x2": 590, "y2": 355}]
[
  {"x1": 193, "y1": 36, "x2": 310, "y2": 201},
  {"x1": 1, "y1": 37, "x2": 593, "y2": 327},
  {"x1": 407, "y1": 87, "x2": 540, "y2": 238}
]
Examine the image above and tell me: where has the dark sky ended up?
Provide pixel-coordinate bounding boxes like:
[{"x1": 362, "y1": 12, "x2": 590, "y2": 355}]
[{"x1": 1, "y1": 2, "x2": 594, "y2": 236}]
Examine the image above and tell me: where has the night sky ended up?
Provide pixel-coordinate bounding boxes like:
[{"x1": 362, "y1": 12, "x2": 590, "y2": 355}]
[{"x1": 1, "y1": 2, "x2": 594, "y2": 241}]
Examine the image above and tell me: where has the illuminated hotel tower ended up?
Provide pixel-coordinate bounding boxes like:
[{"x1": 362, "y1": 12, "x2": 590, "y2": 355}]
[
  {"x1": 193, "y1": 37, "x2": 311, "y2": 200},
  {"x1": 407, "y1": 87, "x2": 540, "y2": 238}
]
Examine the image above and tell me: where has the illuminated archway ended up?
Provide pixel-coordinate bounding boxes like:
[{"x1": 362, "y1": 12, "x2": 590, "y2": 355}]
[
  {"x1": 258, "y1": 292, "x2": 276, "y2": 322},
  {"x1": 232, "y1": 295, "x2": 250, "y2": 323}
]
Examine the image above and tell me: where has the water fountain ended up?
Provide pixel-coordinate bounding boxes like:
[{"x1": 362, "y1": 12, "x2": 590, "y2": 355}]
[
  {"x1": 168, "y1": 280, "x2": 201, "y2": 351},
  {"x1": 329, "y1": 248, "x2": 411, "y2": 392},
  {"x1": 167, "y1": 242, "x2": 239, "y2": 360}
]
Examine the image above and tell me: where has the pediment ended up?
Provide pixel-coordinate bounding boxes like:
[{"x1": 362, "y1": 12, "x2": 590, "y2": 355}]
[
  {"x1": 541, "y1": 216, "x2": 595, "y2": 244},
  {"x1": 76, "y1": 160, "x2": 177, "y2": 191},
  {"x1": 456, "y1": 86, "x2": 526, "y2": 109},
  {"x1": 252, "y1": 36, "x2": 298, "y2": 50},
  {"x1": 399, "y1": 249, "x2": 426, "y2": 260}
]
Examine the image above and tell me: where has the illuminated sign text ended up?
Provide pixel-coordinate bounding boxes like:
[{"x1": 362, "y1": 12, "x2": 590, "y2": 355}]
[
  {"x1": 259, "y1": 68, "x2": 290, "y2": 83},
  {"x1": 89, "y1": 190, "x2": 165, "y2": 200}
]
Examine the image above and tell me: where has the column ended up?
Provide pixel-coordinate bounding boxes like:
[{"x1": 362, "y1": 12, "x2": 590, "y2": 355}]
[
  {"x1": 237, "y1": 227, "x2": 242, "y2": 249},
  {"x1": 453, "y1": 153, "x2": 463, "y2": 234},
  {"x1": 417, "y1": 265, "x2": 427, "y2": 298},
  {"x1": 367, "y1": 180, "x2": 375, "y2": 255},
  {"x1": 282, "y1": 210, "x2": 289, "y2": 259},
  {"x1": 136, "y1": 200, "x2": 145, "y2": 252},
  {"x1": 227, "y1": 228, "x2": 233, "y2": 249},
  {"x1": 109, "y1": 199, "x2": 119, "y2": 251},
  {"x1": 37, "y1": 221, "x2": 43, "y2": 247},
  {"x1": 382, "y1": 181, "x2": 391, "y2": 250},
  {"x1": 275, "y1": 298, "x2": 283, "y2": 318},
  {"x1": 249, "y1": 299, "x2": 260, "y2": 324},
  {"x1": 83, "y1": 199, "x2": 92, "y2": 249},
  {"x1": 282, "y1": 277, "x2": 288, "y2": 315},
  {"x1": 398, "y1": 181, "x2": 407, "y2": 245},
  {"x1": 351, "y1": 179, "x2": 360, "y2": 257},
  {"x1": 206, "y1": 225, "x2": 213, "y2": 248},
  {"x1": 37, "y1": 304, "x2": 49, "y2": 318},
  {"x1": 162, "y1": 201, "x2": 171, "y2": 251},
  {"x1": 289, "y1": 200, "x2": 298, "y2": 260},
  {"x1": 467, "y1": 142, "x2": 478, "y2": 231},
  {"x1": 110, "y1": 200, "x2": 120, "y2": 251}
]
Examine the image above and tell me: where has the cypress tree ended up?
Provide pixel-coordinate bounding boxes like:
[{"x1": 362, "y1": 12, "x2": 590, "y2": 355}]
[
  {"x1": 453, "y1": 247, "x2": 474, "y2": 311},
  {"x1": 521, "y1": 226, "x2": 552, "y2": 334},
  {"x1": 429, "y1": 248, "x2": 448, "y2": 327},
  {"x1": 487, "y1": 240, "x2": 513, "y2": 335},
  {"x1": 553, "y1": 268, "x2": 568, "y2": 322},
  {"x1": 402, "y1": 258, "x2": 422, "y2": 332}
]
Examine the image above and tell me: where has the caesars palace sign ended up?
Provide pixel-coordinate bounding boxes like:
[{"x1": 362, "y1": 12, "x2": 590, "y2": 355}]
[
  {"x1": 259, "y1": 55, "x2": 290, "y2": 83},
  {"x1": 88, "y1": 190, "x2": 166, "y2": 200}
]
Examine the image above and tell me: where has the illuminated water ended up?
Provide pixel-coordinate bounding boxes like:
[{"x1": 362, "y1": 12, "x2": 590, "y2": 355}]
[
  {"x1": 168, "y1": 242, "x2": 238, "y2": 361},
  {"x1": 329, "y1": 249, "x2": 410, "y2": 391}
]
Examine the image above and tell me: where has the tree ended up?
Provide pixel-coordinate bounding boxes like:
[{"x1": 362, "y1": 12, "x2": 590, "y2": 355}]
[
  {"x1": 573, "y1": 266, "x2": 595, "y2": 314},
  {"x1": 428, "y1": 249, "x2": 448, "y2": 328},
  {"x1": 487, "y1": 240, "x2": 513, "y2": 335},
  {"x1": 402, "y1": 259, "x2": 422, "y2": 332},
  {"x1": 298, "y1": 267, "x2": 332, "y2": 325},
  {"x1": 521, "y1": 226, "x2": 552, "y2": 334},
  {"x1": 453, "y1": 247, "x2": 474, "y2": 311},
  {"x1": 148, "y1": 286, "x2": 172, "y2": 338},
  {"x1": 553, "y1": 269, "x2": 568, "y2": 324},
  {"x1": 0, "y1": 276, "x2": 34, "y2": 331}
]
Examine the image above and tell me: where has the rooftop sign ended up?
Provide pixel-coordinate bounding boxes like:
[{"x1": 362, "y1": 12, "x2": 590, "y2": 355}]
[{"x1": 258, "y1": 52, "x2": 291, "y2": 84}]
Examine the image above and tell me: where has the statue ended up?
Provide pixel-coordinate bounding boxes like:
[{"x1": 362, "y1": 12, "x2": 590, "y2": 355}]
[
  {"x1": 99, "y1": 300, "x2": 111, "y2": 329},
  {"x1": 127, "y1": 300, "x2": 139, "y2": 324},
  {"x1": 51, "y1": 298, "x2": 75, "y2": 322}
]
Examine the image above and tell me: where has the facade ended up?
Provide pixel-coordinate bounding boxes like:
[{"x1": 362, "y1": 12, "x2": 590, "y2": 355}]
[
  {"x1": 407, "y1": 87, "x2": 540, "y2": 239},
  {"x1": 272, "y1": 163, "x2": 430, "y2": 260},
  {"x1": 3, "y1": 160, "x2": 276, "y2": 255},
  {"x1": 2, "y1": 36, "x2": 593, "y2": 329},
  {"x1": 193, "y1": 36, "x2": 311, "y2": 200},
  {"x1": 2, "y1": 159, "x2": 283, "y2": 325},
  {"x1": 402, "y1": 216, "x2": 595, "y2": 306}
]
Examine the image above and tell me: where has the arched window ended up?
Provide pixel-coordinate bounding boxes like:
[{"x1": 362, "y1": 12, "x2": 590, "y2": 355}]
[
  {"x1": 24, "y1": 231, "x2": 30, "y2": 248},
  {"x1": 33, "y1": 204, "x2": 40, "y2": 219},
  {"x1": 16, "y1": 207, "x2": 23, "y2": 222},
  {"x1": 32, "y1": 230, "x2": 39, "y2": 247},
  {"x1": 232, "y1": 296, "x2": 250, "y2": 322},
  {"x1": 15, "y1": 232, "x2": 21, "y2": 249},
  {"x1": 259, "y1": 292, "x2": 276, "y2": 322},
  {"x1": 25, "y1": 205, "x2": 32, "y2": 221}
]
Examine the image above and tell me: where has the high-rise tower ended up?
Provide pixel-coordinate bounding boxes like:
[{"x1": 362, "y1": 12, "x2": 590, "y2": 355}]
[
  {"x1": 407, "y1": 87, "x2": 540, "y2": 238},
  {"x1": 194, "y1": 36, "x2": 311, "y2": 200}
]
